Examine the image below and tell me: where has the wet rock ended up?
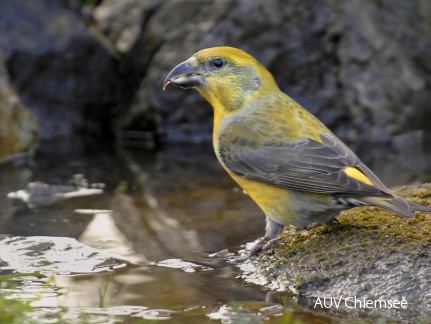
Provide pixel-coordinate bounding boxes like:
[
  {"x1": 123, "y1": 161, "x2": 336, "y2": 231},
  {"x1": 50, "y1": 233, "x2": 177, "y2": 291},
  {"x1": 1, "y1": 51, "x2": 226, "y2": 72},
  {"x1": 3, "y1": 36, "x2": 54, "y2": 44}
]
[
  {"x1": 208, "y1": 302, "x2": 284, "y2": 323},
  {"x1": 0, "y1": 235, "x2": 134, "y2": 274},
  {"x1": 0, "y1": 56, "x2": 39, "y2": 164},
  {"x1": 238, "y1": 183, "x2": 431, "y2": 323},
  {"x1": 7, "y1": 175, "x2": 104, "y2": 208}
]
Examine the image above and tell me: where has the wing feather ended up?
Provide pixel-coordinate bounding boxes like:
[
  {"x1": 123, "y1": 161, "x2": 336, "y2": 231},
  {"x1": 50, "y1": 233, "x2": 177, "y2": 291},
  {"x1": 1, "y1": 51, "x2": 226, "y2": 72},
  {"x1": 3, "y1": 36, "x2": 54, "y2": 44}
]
[{"x1": 218, "y1": 126, "x2": 392, "y2": 198}]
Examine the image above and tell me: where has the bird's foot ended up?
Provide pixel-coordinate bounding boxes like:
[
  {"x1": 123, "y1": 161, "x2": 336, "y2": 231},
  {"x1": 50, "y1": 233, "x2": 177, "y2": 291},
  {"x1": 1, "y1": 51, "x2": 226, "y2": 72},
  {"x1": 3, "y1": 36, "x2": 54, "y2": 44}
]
[
  {"x1": 229, "y1": 239, "x2": 266, "y2": 263},
  {"x1": 325, "y1": 218, "x2": 340, "y2": 225},
  {"x1": 262, "y1": 238, "x2": 286, "y2": 252},
  {"x1": 230, "y1": 237, "x2": 285, "y2": 263}
]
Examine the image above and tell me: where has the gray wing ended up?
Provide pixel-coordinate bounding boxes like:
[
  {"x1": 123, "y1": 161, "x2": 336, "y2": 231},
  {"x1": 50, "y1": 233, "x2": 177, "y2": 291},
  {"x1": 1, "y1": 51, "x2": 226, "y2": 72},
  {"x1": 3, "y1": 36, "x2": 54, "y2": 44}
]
[{"x1": 218, "y1": 132, "x2": 392, "y2": 198}]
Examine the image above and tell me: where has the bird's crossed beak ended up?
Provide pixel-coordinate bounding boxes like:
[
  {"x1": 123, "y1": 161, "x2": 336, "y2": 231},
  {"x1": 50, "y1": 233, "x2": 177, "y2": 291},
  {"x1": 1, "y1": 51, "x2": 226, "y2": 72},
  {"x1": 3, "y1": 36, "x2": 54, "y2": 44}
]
[{"x1": 163, "y1": 57, "x2": 205, "y2": 90}]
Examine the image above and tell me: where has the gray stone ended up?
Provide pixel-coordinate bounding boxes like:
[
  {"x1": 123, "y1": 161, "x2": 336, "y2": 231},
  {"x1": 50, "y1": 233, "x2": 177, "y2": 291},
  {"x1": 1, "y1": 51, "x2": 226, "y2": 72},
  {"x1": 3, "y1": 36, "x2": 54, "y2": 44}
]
[
  {"x1": 0, "y1": 0, "x2": 139, "y2": 143},
  {"x1": 2, "y1": 0, "x2": 431, "y2": 147},
  {"x1": 105, "y1": 0, "x2": 431, "y2": 143}
]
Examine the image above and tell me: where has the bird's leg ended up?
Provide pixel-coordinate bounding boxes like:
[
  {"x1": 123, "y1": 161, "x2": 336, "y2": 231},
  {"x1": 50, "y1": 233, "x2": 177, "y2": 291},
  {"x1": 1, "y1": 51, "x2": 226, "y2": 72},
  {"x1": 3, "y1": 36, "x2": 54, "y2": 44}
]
[
  {"x1": 234, "y1": 217, "x2": 284, "y2": 263},
  {"x1": 254, "y1": 217, "x2": 285, "y2": 253}
]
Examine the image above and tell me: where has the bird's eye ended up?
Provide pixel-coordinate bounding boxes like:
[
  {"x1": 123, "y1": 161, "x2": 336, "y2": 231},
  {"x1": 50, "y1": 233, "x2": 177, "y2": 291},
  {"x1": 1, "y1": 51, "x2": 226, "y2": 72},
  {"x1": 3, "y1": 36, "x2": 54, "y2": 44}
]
[{"x1": 213, "y1": 58, "x2": 224, "y2": 68}]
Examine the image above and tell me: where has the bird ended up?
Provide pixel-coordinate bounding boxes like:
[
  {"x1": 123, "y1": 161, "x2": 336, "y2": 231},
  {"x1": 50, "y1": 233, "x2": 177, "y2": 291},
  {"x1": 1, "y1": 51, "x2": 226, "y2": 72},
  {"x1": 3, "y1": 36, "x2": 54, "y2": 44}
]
[{"x1": 163, "y1": 46, "x2": 431, "y2": 259}]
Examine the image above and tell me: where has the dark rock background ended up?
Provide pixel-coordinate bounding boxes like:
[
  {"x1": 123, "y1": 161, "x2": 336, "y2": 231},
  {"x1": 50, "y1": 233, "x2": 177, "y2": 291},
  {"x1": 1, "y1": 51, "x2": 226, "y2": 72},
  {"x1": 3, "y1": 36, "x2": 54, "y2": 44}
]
[{"x1": 1, "y1": 0, "x2": 431, "y2": 156}]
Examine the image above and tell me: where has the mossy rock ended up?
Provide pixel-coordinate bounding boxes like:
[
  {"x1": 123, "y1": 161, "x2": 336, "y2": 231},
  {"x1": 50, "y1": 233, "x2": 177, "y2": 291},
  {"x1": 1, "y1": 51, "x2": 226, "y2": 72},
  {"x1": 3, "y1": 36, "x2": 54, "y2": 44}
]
[
  {"x1": 239, "y1": 183, "x2": 431, "y2": 322},
  {"x1": 0, "y1": 61, "x2": 39, "y2": 164}
]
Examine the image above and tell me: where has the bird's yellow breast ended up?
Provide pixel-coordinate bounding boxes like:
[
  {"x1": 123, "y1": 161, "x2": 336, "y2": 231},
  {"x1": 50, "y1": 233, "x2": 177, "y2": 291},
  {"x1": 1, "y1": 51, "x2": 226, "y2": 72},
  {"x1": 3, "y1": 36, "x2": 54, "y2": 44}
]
[
  {"x1": 227, "y1": 169, "x2": 291, "y2": 214},
  {"x1": 222, "y1": 167, "x2": 334, "y2": 226}
]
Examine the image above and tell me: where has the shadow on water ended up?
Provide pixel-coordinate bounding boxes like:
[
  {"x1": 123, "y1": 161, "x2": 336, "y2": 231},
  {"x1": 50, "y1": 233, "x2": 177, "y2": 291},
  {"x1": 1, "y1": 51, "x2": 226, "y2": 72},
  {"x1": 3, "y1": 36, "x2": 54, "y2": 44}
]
[{"x1": 0, "y1": 131, "x2": 430, "y2": 323}]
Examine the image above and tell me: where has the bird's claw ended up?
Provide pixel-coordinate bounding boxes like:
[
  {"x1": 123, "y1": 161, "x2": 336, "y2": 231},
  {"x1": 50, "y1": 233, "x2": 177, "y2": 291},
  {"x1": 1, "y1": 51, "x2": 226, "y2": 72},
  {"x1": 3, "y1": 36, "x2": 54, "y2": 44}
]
[
  {"x1": 230, "y1": 238, "x2": 286, "y2": 263},
  {"x1": 262, "y1": 238, "x2": 286, "y2": 252}
]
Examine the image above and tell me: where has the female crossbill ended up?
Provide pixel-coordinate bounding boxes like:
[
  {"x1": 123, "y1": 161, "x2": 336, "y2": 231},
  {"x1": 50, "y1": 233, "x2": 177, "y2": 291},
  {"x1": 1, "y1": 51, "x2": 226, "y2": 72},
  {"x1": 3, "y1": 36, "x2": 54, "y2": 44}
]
[{"x1": 163, "y1": 47, "x2": 431, "y2": 259}]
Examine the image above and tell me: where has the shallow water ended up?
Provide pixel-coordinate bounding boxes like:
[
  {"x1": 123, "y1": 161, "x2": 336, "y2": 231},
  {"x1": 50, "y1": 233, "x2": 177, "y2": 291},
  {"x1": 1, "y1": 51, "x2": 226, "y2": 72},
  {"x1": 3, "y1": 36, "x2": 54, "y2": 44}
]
[{"x1": 0, "y1": 132, "x2": 430, "y2": 323}]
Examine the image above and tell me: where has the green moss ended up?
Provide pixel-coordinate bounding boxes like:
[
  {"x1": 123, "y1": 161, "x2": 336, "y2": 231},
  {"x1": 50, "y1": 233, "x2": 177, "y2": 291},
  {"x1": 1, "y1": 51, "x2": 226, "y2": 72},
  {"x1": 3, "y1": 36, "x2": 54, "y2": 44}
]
[
  {"x1": 0, "y1": 273, "x2": 41, "y2": 324},
  {"x1": 257, "y1": 183, "x2": 431, "y2": 290},
  {"x1": 0, "y1": 295, "x2": 34, "y2": 324}
]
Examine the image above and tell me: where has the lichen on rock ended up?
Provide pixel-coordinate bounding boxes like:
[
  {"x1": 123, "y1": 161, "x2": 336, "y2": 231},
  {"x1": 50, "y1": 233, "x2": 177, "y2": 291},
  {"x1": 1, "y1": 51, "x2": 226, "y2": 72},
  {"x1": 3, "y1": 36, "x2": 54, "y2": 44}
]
[{"x1": 238, "y1": 183, "x2": 431, "y2": 322}]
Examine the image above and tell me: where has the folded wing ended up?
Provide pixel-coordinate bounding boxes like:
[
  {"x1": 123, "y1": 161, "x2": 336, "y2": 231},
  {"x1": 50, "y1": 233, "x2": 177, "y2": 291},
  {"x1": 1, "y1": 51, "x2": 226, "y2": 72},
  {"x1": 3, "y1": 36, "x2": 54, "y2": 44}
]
[{"x1": 218, "y1": 125, "x2": 392, "y2": 198}]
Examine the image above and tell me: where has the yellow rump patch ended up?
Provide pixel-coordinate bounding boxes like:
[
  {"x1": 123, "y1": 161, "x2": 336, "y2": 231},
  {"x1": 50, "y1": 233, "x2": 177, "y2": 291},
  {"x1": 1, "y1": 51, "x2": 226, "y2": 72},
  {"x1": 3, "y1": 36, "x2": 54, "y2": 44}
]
[{"x1": 343, "y1": 166, "x2": 373, "y2": 185}]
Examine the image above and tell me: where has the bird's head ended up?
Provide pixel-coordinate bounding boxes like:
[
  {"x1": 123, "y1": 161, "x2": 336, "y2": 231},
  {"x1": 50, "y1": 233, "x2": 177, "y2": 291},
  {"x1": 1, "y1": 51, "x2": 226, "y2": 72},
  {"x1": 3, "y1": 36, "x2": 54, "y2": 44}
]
[{"x1": 163, "y1": 47, "x2": 279, "y2": 113}]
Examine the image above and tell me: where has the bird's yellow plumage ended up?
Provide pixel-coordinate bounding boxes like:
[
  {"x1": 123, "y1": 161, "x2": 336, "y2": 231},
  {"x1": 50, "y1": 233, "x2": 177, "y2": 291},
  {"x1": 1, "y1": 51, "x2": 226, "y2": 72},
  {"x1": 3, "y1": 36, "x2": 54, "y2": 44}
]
[{"x1": 163, "y1": 46, "x2": 431, "y2": 259}]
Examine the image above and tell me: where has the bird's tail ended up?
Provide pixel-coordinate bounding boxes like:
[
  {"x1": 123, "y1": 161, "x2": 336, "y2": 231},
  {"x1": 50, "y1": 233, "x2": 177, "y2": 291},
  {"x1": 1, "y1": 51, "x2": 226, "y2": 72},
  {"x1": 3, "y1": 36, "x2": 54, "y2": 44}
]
[{"x1": 360, "y1": 196, "x2": 431, "y2": 219}]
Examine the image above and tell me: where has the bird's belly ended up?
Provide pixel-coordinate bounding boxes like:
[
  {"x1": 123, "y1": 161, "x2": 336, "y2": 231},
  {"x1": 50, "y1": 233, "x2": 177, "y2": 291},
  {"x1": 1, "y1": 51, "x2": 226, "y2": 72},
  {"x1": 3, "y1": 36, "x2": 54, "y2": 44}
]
[{"x1": 229, "y1": 172, "x2": 344, "y2": 228}]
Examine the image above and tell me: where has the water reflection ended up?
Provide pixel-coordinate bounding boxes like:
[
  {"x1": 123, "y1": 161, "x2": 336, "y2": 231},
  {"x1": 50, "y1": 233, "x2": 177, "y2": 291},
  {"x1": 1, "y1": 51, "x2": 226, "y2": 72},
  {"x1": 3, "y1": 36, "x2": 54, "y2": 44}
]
[
  {"x1": 0, "y1": 132, "x2": 430, "y2": 323},
  {"x1": 78, "y1": 211, "x2": 146, "y2": 263}
]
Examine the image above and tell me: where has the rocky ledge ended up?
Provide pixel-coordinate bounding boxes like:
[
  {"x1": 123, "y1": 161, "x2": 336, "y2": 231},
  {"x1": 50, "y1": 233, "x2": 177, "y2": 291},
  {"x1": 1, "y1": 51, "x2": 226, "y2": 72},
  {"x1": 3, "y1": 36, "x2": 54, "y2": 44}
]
[{"x1": 238, "y1": 183, "x2": 431, "y2": 323}]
